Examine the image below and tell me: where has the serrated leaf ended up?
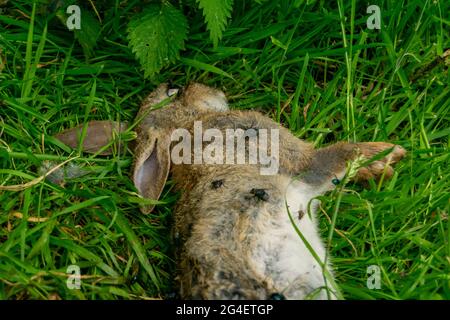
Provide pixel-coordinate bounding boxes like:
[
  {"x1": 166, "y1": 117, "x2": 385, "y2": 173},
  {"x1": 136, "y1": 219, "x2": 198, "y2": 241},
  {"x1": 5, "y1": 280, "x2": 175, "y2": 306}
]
[
  {"x1": 197, "y1": 0, "x2": 233, "y2": 47},
  {"x1": 127, "y1": 3, "x2": 188, "y2": 78}
]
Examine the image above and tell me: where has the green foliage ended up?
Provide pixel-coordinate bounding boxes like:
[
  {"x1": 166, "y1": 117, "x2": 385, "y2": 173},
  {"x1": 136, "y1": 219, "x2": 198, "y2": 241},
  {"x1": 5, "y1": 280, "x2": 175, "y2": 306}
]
[
  {"x1": 196, "y1": 0, "x2": 233, "y2": 48},
  {"x1": 53, "y1": 0, "x2": 101, "y2": 58},
  {"x1": 47, "y1": 0, "x2": 243, "y2": 77},
  {"x1": 126, "y1": 0, "x2": 236, "y2": 77},
  {"x1": 65, "y1": 10, "x2": 100, "y2": 58},
  {"x1": 127, "y1": 3, "x2": 188, "y2": 78},
  {"x1": 0, "y1": 0, "x2": 449, "y2": 300},
  {"x1": 72, "y1": 11, "x2": 101, "y2": 58}
]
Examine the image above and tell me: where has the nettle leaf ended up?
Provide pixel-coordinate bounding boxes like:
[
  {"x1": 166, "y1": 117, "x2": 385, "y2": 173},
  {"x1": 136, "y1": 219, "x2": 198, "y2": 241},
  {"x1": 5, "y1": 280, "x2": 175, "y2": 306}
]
[
  {"x1": 197, "y1": 0, "x2": 233, "y2": 47},
  {"x1": 127, "y1": 3, "x2": 188, "y2": 78}
]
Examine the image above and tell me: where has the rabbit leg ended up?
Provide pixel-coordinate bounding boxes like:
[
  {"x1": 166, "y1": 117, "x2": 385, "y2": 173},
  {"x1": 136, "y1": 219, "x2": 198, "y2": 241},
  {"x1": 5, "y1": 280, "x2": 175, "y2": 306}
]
[{"x1": 303, "y1": 142, "x2": 406, "y2": 187}]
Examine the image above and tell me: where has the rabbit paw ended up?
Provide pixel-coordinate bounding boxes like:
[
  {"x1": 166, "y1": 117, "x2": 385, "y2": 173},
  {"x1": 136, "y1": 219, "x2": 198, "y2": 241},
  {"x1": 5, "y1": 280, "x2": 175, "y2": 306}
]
[{"x1": 354, "y1": 142, "x2": 406, "y2": 181}]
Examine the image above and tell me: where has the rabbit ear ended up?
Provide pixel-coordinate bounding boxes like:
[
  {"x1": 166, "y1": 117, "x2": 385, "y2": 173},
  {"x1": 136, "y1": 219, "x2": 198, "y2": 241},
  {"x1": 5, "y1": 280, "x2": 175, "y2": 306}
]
[
  {"x1": 132, "y1": 129, "x2": 171, "y2": 214},
  {"x1": 55, "y1": 121, "x2": 128, "y2": 155}
]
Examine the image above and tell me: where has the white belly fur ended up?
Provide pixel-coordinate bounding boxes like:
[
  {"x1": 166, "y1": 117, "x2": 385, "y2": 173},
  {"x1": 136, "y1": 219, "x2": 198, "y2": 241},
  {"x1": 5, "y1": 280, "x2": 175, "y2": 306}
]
[{"x1": 251, "y1": 177, "x2": 336, "y2": 299}]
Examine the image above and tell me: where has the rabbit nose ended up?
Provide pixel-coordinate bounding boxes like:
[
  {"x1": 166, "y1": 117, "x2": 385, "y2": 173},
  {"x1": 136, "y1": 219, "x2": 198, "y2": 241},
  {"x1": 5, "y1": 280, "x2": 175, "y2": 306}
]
[{"x1": 268, "y1": 293, "x2": 286, "y2": 300}]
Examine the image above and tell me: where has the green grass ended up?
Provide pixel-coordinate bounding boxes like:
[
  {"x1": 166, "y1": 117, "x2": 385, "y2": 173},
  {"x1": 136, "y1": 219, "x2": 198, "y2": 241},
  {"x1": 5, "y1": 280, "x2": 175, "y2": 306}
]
[{"x1": 0, "y1": 0, "x2": 449, "y2": 299}]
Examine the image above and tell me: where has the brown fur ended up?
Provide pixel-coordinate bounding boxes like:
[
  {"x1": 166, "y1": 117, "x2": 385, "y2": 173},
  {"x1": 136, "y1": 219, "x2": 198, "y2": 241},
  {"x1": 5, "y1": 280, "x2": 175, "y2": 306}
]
[{"x1": 54, "y1": 83, "x2": 406, "y2": 299}]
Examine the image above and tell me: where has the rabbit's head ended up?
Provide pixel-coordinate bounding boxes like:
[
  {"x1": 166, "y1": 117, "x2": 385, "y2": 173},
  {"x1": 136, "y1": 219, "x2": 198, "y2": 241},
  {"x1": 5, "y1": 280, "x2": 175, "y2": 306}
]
[
  {"x1": 132, "y1": 83, "x2": 230, "y2": 213},
  {"x1": 181, "y1": 82, "x2": 228, "y2": 112},
  {"x1": 55, "y1": 83, "x2": 230, "y2": 213},
  {"x1": 137, "y1": 82, "x2": 228, "y2": 126}
]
